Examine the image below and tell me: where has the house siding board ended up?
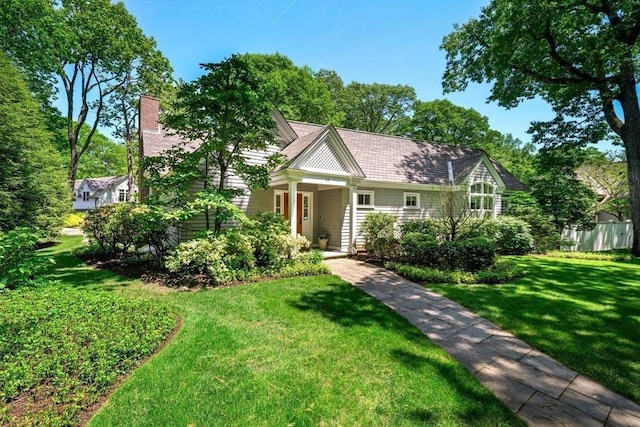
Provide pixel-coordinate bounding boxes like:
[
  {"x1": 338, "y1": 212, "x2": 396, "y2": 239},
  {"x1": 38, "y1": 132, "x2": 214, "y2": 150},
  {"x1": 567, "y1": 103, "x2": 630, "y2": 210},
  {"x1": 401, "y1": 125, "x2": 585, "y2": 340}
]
[{"x1": 317, "y1": 188, "x2": 348, "y2": 251}]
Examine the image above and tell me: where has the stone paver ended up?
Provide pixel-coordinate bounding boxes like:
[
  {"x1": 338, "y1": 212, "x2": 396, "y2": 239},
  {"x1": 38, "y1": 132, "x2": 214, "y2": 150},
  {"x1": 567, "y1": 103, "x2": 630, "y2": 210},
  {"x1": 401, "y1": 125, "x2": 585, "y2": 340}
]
[{"x1": 326, "y1": 258, "x2": 640, "y2": 427}]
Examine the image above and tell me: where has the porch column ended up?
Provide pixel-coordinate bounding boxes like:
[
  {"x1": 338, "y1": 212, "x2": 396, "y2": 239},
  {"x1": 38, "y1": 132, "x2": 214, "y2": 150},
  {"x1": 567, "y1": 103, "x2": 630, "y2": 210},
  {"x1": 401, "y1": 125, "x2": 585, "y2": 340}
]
[
  {"x1": 349, "y1": 186, "x2": 358, "y2": 253},
  {"x1": 288, "y1": 180, "x2": 298, "y2": 236}
]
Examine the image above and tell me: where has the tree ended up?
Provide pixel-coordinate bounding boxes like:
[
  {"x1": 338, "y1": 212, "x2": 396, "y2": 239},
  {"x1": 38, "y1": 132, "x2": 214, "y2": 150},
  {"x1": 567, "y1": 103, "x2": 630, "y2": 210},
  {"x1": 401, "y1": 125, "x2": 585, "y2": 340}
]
[
  {"x1": 156, "y1": 55, "x2": 283, "y2": 233},
  {"x1": 531, "y1": 146, "x2": 596, "y2": 231},
  {"x1": 0, "y1": 52, "x2": 68, "y2": 235},
  {"x1": 442, "y1": 0, "x2": 640, "y2": 255},
  {"x1": 438, "y1": 184, "x2": 474, "y2": 241},
  {"x1": 101, "y1": 48, "x2": 174, "y2": 200},
  {"x1": 340, "y1": 82, "x2": 416, "y2": 134},
  {"x1": 579, "y1": 150, "x2": 629, "y2": 220},
  {"x1": 45, "y1": 113, "x2": 128, "y2": 178},
  {"x1": 1, "y1": 0, "x2": 165, "y2": 195},
  {"x1": 241, "y1": 53, "x2": 340, "y2": 125}
]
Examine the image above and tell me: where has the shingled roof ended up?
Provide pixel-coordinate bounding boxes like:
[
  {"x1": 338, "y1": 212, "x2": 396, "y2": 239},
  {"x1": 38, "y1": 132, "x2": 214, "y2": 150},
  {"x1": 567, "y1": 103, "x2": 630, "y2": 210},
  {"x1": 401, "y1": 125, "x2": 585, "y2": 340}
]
[{"x1": 286, "y1": 121, "x2": 526, "y2": 190}]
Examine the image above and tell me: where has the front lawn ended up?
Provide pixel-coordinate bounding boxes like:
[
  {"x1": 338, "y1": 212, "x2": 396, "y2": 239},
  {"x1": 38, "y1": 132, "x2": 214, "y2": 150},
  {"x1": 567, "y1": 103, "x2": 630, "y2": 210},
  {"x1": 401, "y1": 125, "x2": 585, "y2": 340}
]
[
  {"x1": 428, "y1": 255, "x2": 640, "y2": 404},
  {"x1": 90, "y1": 274, "x2": 521, "y2": 426}
]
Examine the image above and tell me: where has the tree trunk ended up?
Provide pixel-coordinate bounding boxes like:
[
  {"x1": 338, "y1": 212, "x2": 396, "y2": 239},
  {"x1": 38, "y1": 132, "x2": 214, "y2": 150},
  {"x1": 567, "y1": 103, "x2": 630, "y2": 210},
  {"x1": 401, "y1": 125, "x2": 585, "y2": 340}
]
[
  {"x1": 619, "y1": 81, "x2": 640, "y2": 256},
  {"x1": 68, "y1": 146, "x2": 79, "y2": 196},
  {"x1": 126, "y1": 138, "x2": 134, "y2": 202}
]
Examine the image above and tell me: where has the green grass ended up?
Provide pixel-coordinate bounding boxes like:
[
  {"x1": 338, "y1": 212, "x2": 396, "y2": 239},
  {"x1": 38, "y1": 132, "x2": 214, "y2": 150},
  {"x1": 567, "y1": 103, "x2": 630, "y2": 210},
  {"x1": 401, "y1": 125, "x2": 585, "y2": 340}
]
[
  {"x1": 428, "y1": 255, "x2": 640, "y2": 403},
  {"x1": 0, "y1": 237, "x2": 176, "y2": 426},
  {"x1": 91, "y1": 275, "x2": 521, "y2": 426}
]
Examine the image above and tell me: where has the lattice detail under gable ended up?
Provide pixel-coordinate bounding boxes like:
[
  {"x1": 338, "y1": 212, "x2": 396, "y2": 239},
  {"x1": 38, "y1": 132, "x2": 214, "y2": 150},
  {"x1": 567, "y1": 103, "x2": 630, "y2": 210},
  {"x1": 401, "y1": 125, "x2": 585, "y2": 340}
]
[{"x1": 300, "y1": 140, "x2": 351, "y2": 174}]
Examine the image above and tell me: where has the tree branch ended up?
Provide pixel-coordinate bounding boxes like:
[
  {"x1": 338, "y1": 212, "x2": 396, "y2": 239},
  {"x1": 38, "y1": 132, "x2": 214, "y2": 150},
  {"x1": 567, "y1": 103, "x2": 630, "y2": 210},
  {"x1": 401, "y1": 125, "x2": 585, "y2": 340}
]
[{"x1": 601, "y1": 92, "x2": 623, "y2": 136}]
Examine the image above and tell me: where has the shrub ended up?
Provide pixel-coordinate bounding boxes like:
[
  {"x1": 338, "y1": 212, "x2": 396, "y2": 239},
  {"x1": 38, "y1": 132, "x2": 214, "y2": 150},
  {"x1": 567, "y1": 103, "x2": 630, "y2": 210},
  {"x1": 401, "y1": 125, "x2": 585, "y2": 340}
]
[
  {"x1": 545, "y1": 250, "x2": 634, "y2": 262},
  {"x1": 0, "y1": 228, "x2": 50, "y2": 290},
  {"x1": 360, "y1": 212, "x2": 396, "y2": 254},
  {"x1": 474, "y1": 259, "x2": 527, "y2": 284},
  {"x1": 480, "y1": 216, "x2": 533, "y2": 255},
  {"x1": 166, "y1": 236, "x2": 235, "y2": 284},
  {"x1": 71, "y1": 242, "x2": 109, "y2": 261},
  {"x1": 400, "y1": 232, "x2": 440, "y2": 266},
  {"x1": 385, "y1": 262, "x2": 475, "y2": 284},
  {"x1": 369, "y1": 237, "x2": 401, "y2": 261},
  {"x1": 399, "y1": 219, "x2": 439, "y2": 240},
  {"x1": 63, "y1": 212, "x2": 84, "y2": 228},
  {"x1": 242, "y1": 213, "x2": 309, "y2": 268},
  {"x1": 82, "y1": 203, "x2": 172, "y2": 260},
  {"x1": 456, "y1": 238, "x2": 496, "y2": 272}
]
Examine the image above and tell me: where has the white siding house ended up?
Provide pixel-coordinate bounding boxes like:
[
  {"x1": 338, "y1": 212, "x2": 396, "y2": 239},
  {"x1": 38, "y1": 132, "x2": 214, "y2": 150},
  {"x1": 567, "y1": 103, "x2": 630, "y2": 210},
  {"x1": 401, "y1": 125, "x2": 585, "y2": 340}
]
[
  {"x1": 73, "y1": 176, "x2": 137, "y2": 211},
  {"x1": 138, "y1": 95, "x2": 527, "y2": 252}
]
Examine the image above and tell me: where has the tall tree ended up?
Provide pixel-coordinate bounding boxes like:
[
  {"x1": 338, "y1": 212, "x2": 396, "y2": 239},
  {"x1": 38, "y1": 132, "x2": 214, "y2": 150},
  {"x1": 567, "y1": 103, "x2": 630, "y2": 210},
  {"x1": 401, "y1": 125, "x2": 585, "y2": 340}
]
[
  {"x1": 101, "y1": 48, "x2": 174, "y2": 200},
  {"x1": 1, "y1": 0, "x2": 164, "y2": 195},
  {"x1": 241, "y1": 53, "x2": 339, "y2": 125},
  {"x1": 156, "y1": 55, "x2": 282, "y2": 233},
  {"x1": 442, "y1": 0, "x2": 640, "y2": 255},
  {"x1": 340, "y1": 82, "x2": 416, "y2": 134},
  {"x1": 531, "y1": 146, "x2": 596, "y2": 231},
  {"x1": 0, "y1": 53, "x2": 68, "y2": 235}
]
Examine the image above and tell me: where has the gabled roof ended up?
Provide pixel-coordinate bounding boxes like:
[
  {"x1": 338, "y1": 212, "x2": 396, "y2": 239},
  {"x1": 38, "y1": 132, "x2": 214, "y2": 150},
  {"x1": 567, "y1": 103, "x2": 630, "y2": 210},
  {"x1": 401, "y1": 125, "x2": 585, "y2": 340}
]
[
  {"x1": 75, "y1": 176, "x2": 130, "y2": 198},
  {"x1": 286, "y1": 121, "x2": 525, "y2": 190}
]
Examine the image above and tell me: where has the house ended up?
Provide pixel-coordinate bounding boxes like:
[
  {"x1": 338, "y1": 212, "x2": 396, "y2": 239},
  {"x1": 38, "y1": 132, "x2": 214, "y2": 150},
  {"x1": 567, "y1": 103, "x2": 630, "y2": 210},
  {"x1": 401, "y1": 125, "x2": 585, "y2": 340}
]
[
  {"x1": 73, "y1": 176, "x2": 137, "y2": 211},
  {"x1": 139, "y1": 95, "x2": 526, "y2": 252}
]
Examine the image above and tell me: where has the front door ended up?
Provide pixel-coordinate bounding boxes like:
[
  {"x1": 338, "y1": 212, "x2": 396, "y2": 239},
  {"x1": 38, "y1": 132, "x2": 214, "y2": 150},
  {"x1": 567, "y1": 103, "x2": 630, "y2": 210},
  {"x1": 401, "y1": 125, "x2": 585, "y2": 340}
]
[{"x1": 279, "y1": 191, "x2": 312, "y2": 241}]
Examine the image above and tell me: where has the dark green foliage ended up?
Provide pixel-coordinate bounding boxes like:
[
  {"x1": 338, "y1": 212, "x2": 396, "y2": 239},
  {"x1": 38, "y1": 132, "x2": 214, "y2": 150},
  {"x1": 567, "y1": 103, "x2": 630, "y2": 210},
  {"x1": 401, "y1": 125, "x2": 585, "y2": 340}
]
[
  {"x1": 399, "y1": 218, "x2": 439, "y2": 240},
  {"x1": 0, "y1": 53, "x2": 69, "y2": 235},
  {"x1": 368, "y1": 237, "x2": 401, "y2": 261},
  {"x1": 480, "y1": 216, "x2": 534, "y2": 255},
  {"x1": 0, "y1": 229, "x2": 51, "y2": 290},
  {"x1": 504, "y1": 191, "x2": 563, "y2": 253},
  {"x1": 399, "y1": 232, "x2": 440, "y2": 266},
  {"x1": 82, "y1": 203, "x2": 172, "y2": 261},
  {"x1": 0, "y1": 286, "x2": 175, "y2": 426},
  {"x1": 398, "y1": 232, "x2": 495, "y2": 272},
  {"x1": 386, "y1": 258, "x2": 525, "y2": 285}
]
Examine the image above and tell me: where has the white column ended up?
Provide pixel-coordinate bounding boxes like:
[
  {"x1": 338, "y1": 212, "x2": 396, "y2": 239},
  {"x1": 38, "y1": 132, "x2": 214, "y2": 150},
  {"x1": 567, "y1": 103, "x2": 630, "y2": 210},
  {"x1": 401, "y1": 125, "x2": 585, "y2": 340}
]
[
  {"x1": 288, "y1": 180, "x2": 298, "y2": 236},
  {"x1": 349, "y1": 186, "x2": 358, "y2": 253}
]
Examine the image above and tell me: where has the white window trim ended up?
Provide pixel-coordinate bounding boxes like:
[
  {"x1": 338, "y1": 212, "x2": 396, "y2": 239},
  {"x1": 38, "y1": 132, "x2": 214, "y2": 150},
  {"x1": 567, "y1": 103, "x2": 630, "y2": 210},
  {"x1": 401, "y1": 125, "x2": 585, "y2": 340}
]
[
  {"x1": 357, "y1": 190, "x2": 375, "y2": 208},
  {"x1": 274, "y1": 190, "x2": 285, "y2": 215},
  {"x1": 403, "y1": 192, "x2": 420, "y2": 210},
  {"x1": 469, "y1": 182, "x2": 496, "y2": 217}
]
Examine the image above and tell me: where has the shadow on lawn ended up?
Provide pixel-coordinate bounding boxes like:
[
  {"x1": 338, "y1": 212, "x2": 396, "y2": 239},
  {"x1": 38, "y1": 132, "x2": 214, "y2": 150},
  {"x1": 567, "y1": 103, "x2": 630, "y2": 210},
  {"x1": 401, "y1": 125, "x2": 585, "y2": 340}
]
[{"x1": 290, "y1": 281, "x2": 425, "y2": 341}]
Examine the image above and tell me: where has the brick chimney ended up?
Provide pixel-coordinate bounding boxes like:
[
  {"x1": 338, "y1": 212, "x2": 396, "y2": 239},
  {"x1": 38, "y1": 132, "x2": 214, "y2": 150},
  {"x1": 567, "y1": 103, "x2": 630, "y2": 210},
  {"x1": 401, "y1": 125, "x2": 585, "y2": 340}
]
[{"x1": 139, "y1": 95, "x2": 160, "y2": 132}]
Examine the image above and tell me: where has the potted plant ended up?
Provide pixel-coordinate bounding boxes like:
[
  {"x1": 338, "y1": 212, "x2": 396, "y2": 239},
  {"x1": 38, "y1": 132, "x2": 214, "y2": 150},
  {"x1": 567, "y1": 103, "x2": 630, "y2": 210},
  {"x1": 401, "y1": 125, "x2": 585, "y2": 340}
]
[{"x1": 318, "y1": 232, "x2": 329, "y2": 250}]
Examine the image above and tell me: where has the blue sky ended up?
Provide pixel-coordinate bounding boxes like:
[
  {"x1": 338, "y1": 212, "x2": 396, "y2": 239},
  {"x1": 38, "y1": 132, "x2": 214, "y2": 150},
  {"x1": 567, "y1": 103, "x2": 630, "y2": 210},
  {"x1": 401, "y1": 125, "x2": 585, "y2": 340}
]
[{"x1": 121, "y1": 0, "x2": 557, "y2": 145}]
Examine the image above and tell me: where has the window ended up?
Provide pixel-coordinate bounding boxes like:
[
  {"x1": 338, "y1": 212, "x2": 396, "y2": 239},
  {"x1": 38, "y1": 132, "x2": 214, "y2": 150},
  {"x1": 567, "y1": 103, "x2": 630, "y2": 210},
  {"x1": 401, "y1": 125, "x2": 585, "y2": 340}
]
[
  {"x1": 357, "y1": 190, "x2": 374, "y2": 207},
  {"x1": 82, "y1": 191, "x2": 90, "y2": 201},
  {"x1": 404, "y1": 192, "x2": 420, "y2": 209},
  {"x1": 118, "y1": 189, "x2": 128, "y2": 202},
  {"x1": 469, "y1": 182, "x2": 495, "y2": 217},
  {"x1": 274, "y1": 192, "x2": 282, "y2": 215}
]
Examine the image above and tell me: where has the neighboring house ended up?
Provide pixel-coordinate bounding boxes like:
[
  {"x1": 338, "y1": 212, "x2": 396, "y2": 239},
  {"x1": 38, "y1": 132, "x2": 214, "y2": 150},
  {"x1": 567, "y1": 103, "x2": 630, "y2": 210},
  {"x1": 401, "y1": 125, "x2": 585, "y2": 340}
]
[
  {"x1": 139, "y1": 95, "x2": 526, "y2": 252},
  {"x1": 73, "y1": 176, "x2": 137, "y2": 211}
]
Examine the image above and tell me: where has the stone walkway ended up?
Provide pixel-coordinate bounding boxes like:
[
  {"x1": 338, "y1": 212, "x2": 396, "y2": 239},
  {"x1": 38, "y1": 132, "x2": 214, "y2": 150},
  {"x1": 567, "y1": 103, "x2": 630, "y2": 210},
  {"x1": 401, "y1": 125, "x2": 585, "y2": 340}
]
[{"x1": 326, "y1": 258, "x2": 640, "y2": 427}]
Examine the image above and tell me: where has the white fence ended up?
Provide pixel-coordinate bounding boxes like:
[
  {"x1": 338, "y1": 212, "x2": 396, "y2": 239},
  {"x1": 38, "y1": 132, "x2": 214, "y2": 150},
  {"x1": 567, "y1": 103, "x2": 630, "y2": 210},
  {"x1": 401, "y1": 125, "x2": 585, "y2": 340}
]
[{"x1": 562, "y1": 221, "x2": 633, "y2": 252}]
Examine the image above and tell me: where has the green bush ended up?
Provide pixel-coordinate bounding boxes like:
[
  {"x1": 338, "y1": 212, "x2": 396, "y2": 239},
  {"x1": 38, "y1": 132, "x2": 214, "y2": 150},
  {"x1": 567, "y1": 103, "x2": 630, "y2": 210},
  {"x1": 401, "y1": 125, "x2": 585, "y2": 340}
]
[
  {"x1": 399, "y1": 233, "x2": 495, "y2": 272},
  {"x1": 369, "y1": 236, "x2": 401, "y2": 261},
  {"x1": 82, "y1": 203, "x2": 172, "y2": 260},
  {"x1": 399, "y1": 219, "x2": 439, "y2": 240},
  {"x1": 63, "y1": 212, "x2": 85, "y2": 228},
  {"x1": 545, "y1": 250, "x2": 634, "y2": 262},
  {"x1": 360, "y1": 212, "x2": 396, "y2": 253},
  {"x1": 166, "y1": 236, "x2": 235, "y2": 284},
  {"x1": 503, "y1": 192, "x2": 561, "y2": 253},
  {"x1": 0, "y1": 228, "x2": 50, "y2": 290},
  {"x1": 400, "y1": 232, "x2": 440, "y2": 266},
  {"x1": 386, "y1": 259, "x2": 525, "y2": 285},
  {"x1": 242, "y1": 213, "x2": 309, "y2": 268},
  {"x1": 481, "y1": 216, "x2": 533, "y2": 255},
  {"x1": 71, "y1": 242, "x2": 109, "y2": 260}
]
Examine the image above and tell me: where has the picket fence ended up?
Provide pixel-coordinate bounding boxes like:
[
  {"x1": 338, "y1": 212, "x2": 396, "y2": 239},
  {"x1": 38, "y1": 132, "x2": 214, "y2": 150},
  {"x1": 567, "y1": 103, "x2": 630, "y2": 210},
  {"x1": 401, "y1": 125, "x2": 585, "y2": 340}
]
[{"x1": 561, "y1": 221, "x2": 633, "y2": 252}]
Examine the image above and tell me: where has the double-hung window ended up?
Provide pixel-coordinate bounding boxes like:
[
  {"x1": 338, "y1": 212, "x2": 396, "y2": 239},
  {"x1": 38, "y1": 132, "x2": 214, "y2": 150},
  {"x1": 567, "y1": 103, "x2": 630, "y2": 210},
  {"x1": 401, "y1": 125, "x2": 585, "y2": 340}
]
[
  {"x1": 357, "y1": 190, "x2": 374, "y2": 208},
  {"x1": 469, "y1": 183, "x2": 495, "y2": 217},
  {"x1": 403, "y1": 192, "x2": 420, "y2": 209}
]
